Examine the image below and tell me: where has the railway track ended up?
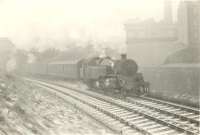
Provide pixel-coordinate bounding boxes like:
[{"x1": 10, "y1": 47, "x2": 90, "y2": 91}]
[
  {"x1": 26, "y1": 78, "x2": 199, "y2": 135},
  {"x1": 126, "y1": 96, "x2": 200, "y2": 125}
]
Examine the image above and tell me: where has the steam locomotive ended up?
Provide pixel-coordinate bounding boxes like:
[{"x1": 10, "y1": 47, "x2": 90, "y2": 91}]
[{"x1": 26, "y1": 54, "x2": 149, "y2": 96}]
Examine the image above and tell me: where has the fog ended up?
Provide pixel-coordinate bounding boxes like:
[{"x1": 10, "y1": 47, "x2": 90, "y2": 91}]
[{"x1": 0, "y1": 0, "x2": 180, "y2": 51}]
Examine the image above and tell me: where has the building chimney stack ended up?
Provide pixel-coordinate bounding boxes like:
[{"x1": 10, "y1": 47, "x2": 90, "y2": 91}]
[{"x1": 164, "y1": 0, "x2": 173, "y2": 24}]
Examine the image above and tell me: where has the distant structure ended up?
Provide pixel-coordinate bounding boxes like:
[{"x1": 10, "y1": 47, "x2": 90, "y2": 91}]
[
  {"x1": 177, "y1": 0, "x2": 200, "y2": 46},
  {"x1": 124, "y1": 0, "x2": 180, "y2": 66},
  {"x1": 165, "y1": 0, "x2": 200, "y2": 64},
  {"x1": 164, "y1": 0, "x2": 173, "y2": 24},
  {"x1": 0, "y1": 38, "x2": 15, "y2": 72}
]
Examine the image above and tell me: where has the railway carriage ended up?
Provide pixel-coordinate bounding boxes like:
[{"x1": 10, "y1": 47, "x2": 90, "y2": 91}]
[
  {"x1": 48, "y1": 61, "x2": 79, "y2": 79},
  {"x1": 26, "y1": 63, "x2": 48, "y2": 75}
]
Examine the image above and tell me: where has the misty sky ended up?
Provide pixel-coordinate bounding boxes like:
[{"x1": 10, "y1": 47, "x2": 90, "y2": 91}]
[{"x1": 0, "y1": 0, "x2": 180, "y2": 51}]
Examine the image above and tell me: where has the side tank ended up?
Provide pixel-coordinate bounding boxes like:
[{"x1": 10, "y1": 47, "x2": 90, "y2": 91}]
[{"x1": 79, "y1": 57, "x2": 107, "y2": 80}]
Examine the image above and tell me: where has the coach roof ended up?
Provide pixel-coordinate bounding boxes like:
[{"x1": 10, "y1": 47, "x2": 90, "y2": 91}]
[{"x1": 48, "y1": 60, "x2": 80, "y2": 65}]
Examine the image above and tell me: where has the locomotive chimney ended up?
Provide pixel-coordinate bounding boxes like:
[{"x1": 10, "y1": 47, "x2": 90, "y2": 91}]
[{"x1": 121, "y1": 53, "x2": 127, "y2": 60}]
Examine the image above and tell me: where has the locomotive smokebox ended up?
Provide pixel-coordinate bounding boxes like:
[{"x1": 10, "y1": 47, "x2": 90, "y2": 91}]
[{"x1": 121, "y1": 54, "x2": 127, "y2": 60}]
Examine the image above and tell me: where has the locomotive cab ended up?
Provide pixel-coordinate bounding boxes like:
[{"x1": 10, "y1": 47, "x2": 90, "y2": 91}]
[{"x1": 79, "y1": 56, "x2": 120, "y2": 90}]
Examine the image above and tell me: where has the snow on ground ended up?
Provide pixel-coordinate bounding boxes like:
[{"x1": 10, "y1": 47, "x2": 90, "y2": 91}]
[{"x1": 0, "y1": 75, "x2": 116, "y2": 135}]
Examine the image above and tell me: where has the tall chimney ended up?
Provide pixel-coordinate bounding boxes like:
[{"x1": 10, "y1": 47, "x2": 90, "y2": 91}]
[{"x1": 164, "y1": 0, "x2": 173, "y2": 24}]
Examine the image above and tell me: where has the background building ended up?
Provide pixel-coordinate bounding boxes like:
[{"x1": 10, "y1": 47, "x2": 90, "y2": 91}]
[
  {"x1": 178, "y1": 0, "x2": 200, "y2": 46},
  {"x1": 124, "y1": 0, "x2": 180, "y2": 66},
  {"x1": 125, "y1": 0, "x2": 200, "y2": 66},
  {"x1": 165, "y1": 0, "x2": 200, "y2": 64},
  {"x1": 128, "y1": 0, "x2": 200, "y2": 106},
  {"x1": 164, "y1": 0, "x2": 173, "y2": 24}
]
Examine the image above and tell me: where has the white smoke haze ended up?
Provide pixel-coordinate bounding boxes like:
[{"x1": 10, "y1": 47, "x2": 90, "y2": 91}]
[
  {"x1": 27, "y1": 53, "x2": 36, "y2": 64},
  {"x1": 6, "y1": 57, "x2": 16, "y2": 72},
  {"x1": 0, "y1": 0, "x2": 181, "y2": 52}
]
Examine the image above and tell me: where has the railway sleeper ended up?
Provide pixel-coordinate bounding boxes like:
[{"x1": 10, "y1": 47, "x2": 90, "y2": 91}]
[
  {"x1": 181, "y1": 113, "x2": 197, "y2": 117},
  {"x1": 116, "y1": 112, "x2": 133, "y2": 117},
  {"x1": 188, "y1": 115, "x2": 199, "y2": 119},
  {"x1": 129, "y1": 119, "x2": 150, "y2": 125},
  {"x1": 120, "y1": 114, "x2": 140, "y2": 119},
  {"x1": 126, "y1": 116, "x2": 144, "y2": 122},
  {"x1": 143, "y1": 124, "x2": 163, "y2": 131},
  {"x1": 153, "y1": 130, "x2": 179, "y2": 135},
  {"x1": 122, "y1": 129, "x2": 141, "y2": 135},
  {"x1": 147, "y1": 126, "x2": 169, "y2": 133},
  {"x1": 105, "y1": 108, "x2": 125, "y2": 113},
  {"x1": 128, "y1": 124, "x2": 152, "y2": 135},
  {"x1": 112, "y1": 111, "x2": 132, "y2": 117}
]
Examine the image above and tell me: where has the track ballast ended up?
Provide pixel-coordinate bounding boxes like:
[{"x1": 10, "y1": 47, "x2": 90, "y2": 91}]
[{"x1": 25, "y1": 78, "x2": 200, "y2": 135}]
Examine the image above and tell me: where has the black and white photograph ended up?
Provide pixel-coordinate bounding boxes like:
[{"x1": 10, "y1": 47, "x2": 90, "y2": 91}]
[{"x1": 0, "y1": 0, "x2": 199, "y2": 134}]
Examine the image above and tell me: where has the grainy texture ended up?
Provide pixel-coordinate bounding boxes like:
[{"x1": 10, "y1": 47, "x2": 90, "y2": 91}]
[
  {"x1": 141, "y1": 65, "x2": 200, "y2": 107},
  {"x1": 0, "y1": 75, "x2": 115, "y2": 135}
]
